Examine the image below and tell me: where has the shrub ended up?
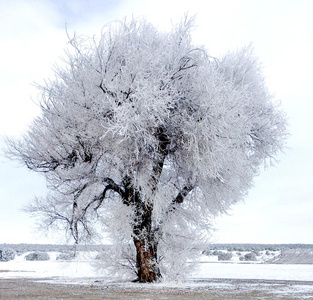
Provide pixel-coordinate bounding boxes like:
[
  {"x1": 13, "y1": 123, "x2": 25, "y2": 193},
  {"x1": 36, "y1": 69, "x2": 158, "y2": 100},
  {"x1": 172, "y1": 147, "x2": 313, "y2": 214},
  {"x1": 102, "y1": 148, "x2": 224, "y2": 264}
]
[
  {"x1": 0, "y1": 249, "x2": 16, "y2": 262},
  {"x1": 56, "y1": 252, "x2": 75, "y2": 260},
  {"x1": 25, "y1": 252, "x2": 50, "y2": 261},
  {"x1": 243, "y1": 252, "x2": 257, "y2": 261},
  {"x1": 202, "y1": 249, "x2": 213, "y2": 256},
  {"x1": 218, "y1": 252, "x2": 233, "y2": 261}
]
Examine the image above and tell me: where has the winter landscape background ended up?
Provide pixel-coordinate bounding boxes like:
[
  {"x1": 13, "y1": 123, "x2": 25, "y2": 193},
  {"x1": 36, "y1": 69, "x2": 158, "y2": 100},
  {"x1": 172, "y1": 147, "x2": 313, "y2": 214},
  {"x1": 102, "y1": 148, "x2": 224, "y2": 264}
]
[
  {"x1": 0, "y1": 0, "x2": 313, "y2": 298},
  {"x1": 1, "y1": 243, "x2": 313, "y2": 298}
]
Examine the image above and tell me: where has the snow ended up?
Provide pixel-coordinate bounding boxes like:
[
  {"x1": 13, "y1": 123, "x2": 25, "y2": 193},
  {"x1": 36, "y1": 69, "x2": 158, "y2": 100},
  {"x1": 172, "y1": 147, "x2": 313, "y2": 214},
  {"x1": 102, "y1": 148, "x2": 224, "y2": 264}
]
[
  {"x1": 1, "y1": 251, "x2": 313, "y2": 298},
  {"x1": 195, "y1": 261, "x2": 313, "y2": 281},
  {"x1": 1, "y1": 252, "x2": 313, "y2": 283},
  {"x1": 0, "y1": 251, "x2": 103, "y2": 280}
]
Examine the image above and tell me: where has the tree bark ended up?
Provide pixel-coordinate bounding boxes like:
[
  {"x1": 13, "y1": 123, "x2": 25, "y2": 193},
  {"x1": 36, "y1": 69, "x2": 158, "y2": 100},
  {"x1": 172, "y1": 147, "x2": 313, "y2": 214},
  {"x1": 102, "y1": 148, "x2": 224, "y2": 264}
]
[
  {"x1": 132, "y1": 203, "x2": 161, "y2": 283},
  {"x1": 133, "y1": 237, "x2": 161, "y2": 283}
]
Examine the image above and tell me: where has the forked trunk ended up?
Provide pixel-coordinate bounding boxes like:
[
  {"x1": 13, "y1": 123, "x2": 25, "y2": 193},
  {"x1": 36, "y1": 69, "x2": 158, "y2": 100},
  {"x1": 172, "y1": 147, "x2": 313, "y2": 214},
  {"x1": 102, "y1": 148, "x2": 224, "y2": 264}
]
[{"x1": 133, "y1": 237, "x2": 161, "y2": 283}]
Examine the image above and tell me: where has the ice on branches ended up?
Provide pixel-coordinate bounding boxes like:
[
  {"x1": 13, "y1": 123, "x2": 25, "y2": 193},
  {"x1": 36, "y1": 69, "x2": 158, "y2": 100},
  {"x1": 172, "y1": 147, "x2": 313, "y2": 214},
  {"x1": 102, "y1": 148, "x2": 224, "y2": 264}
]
[{"x1": 5, "y1": 16, "x2": 287, "y2": 282}]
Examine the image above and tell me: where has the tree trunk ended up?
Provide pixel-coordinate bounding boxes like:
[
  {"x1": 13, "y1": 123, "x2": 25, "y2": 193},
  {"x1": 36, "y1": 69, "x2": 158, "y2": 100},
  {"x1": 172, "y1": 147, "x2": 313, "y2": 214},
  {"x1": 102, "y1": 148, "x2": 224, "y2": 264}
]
[
  {"x1": 132, "y1": 202, "x2": 161, "y2": 283},
  {"x1": 133, "y1": 237, "x2": 161, "y2": 282}
]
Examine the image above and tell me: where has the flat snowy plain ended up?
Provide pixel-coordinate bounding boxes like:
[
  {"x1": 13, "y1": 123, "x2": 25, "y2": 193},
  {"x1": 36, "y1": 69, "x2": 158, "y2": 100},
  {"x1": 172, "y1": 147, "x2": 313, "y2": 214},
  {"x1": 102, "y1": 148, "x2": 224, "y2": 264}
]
[{"x1": 1, "y1": 249, "x2": 313, "y2": 299}]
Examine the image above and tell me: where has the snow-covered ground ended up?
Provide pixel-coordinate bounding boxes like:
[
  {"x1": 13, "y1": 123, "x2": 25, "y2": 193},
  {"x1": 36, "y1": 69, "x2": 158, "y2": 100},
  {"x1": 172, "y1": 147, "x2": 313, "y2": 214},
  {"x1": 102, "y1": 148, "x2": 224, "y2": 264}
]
[
  {"x1": 195, "y1": 262, "x2": 313, "y2": 281},
  {"x1": 1, "y1": 251, "x2": 313, "y2": 282},
  {"x1": 1, "y1": 250, "x2": 313, "y2": 299},
  {"x1": 0, "y1": 251, "x2": 103, "y2": 282}
]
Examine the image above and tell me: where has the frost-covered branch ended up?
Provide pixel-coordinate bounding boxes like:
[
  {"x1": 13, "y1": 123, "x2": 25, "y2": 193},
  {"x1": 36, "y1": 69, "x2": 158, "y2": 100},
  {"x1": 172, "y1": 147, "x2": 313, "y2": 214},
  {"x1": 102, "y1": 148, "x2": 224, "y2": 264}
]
[
  {"x1": 84, "y1": 177, "x2": 125, "y2": 212},
  {"x1": 6, "y1": 16, "x2": 287, "y2": 282},
  {"x1": 170, "y1": 184, "x2": 194, "y2": 210}
]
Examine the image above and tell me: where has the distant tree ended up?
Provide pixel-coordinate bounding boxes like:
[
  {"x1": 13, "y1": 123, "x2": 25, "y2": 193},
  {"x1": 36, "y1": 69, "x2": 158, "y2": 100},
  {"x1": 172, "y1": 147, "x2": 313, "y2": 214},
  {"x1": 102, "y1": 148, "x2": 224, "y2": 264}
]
[
  {"x1": 5, "y1": 16, "x2": 287, "y2": 282},
  {"x1": 241, "y1": 252, "x2": 257, "y2": 261},
  {"x1": 0, "y1": 249, "x2": 16, "y2": 262},
  {"x1": 202, "y1": 249, "x2": 213, "y2": 256},
  {"x1": 25, "y1": 252, "x2": 50, "y2": 261},
  {"x1": 218, "y1": 252, "x2": 233, "y2": 261},
  {"x1": 56, "y1": 252, "x2": 75, "y2": 261}
]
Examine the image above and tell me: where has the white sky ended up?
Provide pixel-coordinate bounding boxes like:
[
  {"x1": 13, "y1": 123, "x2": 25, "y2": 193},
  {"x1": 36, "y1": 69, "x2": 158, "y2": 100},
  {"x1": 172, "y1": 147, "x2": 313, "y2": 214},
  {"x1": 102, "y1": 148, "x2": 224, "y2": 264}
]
[{"x1": 0, "y1": 0, "x2": 312, "y2": 244}]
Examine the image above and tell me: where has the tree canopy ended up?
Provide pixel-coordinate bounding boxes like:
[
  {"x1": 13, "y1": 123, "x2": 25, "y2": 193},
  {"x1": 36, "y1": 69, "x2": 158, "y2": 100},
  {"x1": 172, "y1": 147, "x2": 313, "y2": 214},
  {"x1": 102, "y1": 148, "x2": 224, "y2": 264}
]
[{"x1": 6, "y1": 16, "x2": 287, "y2": 282}]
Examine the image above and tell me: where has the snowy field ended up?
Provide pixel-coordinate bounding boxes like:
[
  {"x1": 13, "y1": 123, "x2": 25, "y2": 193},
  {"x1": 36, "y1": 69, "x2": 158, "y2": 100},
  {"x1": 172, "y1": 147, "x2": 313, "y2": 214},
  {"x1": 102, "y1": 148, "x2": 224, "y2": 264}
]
[
  {"x1": 1, "y1": 251, "x2": 313, "y2": 282},
  {"x1": 1, "y1": 247, "x2": 313, "y2": 299}
]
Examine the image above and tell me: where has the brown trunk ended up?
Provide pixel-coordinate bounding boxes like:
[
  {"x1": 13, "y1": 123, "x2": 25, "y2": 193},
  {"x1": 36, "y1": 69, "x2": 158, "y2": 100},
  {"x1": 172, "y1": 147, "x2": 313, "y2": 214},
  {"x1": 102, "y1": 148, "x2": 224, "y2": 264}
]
[{"x1": 133, "y1": 238, "x2": 161, "y2": 283}]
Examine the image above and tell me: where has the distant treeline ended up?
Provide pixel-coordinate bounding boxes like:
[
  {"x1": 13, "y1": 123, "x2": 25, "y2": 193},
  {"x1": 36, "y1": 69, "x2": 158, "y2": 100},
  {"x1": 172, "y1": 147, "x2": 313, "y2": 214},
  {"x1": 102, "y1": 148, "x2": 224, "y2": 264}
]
[
  {"x1": 207, "y1": 244, "x2": 313, "y2": 251},
  {"x1": 0, "y1": 243, "x2": 111, "y2": 254},
  {"x1": 1, "y1": 243, "x2": 312, "y2": 254}
]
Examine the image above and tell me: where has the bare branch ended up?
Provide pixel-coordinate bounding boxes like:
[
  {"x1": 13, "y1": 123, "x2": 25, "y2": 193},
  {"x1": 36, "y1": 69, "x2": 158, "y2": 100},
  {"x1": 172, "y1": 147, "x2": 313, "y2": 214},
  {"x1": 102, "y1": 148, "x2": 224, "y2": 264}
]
[{"x1": 168, "y1": 184, "x2": 194, "y2": 213}]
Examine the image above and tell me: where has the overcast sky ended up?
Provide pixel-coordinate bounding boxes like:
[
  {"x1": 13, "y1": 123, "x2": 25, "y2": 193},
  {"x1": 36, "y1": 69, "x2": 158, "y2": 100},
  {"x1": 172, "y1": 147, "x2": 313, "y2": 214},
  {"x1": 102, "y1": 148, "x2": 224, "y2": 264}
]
[{"x1": 0, "y1": 0, "x2": 312, "y2": 245}]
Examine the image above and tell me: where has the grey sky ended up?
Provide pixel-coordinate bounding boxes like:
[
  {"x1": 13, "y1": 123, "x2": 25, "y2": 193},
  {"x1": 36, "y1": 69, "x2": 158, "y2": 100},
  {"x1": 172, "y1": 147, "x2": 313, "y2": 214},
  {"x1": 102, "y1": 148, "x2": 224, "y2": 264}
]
[{"x1": 0, "y1": 0, "x2": 312, "y2": 244}]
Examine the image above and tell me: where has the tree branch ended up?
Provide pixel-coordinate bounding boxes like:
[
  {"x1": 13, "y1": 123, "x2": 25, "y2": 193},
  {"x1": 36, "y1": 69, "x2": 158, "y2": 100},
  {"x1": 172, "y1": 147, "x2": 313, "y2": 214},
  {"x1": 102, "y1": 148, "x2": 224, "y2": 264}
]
[
  {"x1": 81, "y1": 177, "x2": 125, "y2": 214},
  {"x1": 102, "y1": 177, "x2": 125, "y2": 197},
  {"x1": 168, "y1": 184, "x2": 194, "y2": 213},
  {"x1": 148, "y1": 126, "x2": 170, "y2": 196},
  {"x1": 98, "y1": 79, "x2": 117, "y2": 98}
]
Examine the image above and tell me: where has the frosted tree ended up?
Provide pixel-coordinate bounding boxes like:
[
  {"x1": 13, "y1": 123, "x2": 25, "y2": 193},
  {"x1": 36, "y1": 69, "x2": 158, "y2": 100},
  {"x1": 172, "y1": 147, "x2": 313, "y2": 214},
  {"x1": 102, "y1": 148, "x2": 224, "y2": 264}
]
[{"x1": 6, "y1": 17, "x2": 287, "y2": 282}]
